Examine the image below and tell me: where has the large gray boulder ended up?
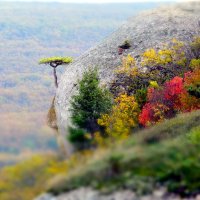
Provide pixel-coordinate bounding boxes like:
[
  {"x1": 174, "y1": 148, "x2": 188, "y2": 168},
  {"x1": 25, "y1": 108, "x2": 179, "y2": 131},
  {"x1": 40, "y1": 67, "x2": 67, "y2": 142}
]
[{"x1": 55, "y1": 2, "x2": 200, "y2": 153}]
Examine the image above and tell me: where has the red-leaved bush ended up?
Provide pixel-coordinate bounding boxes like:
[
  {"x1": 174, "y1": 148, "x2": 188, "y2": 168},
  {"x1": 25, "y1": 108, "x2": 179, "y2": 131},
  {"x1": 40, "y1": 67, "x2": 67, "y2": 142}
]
[
  {"x1": 179, "y1": 69, "x2": 200, "y2": 112},
  {"x1": 139, "y1": 102, "x2": 171, "y2": 127},
  {"x1": 163, "y1": 76, "x2": 184, "y2": 108},
  {"x1": 139, "y1": 74, "x2": 200, "y2": 127}
]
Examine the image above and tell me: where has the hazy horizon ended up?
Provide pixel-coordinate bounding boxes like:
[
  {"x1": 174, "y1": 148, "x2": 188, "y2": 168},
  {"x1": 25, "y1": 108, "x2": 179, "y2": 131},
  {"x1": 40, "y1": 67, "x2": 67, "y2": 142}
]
[{"x1": 1, "y1": 0, "x2": 183, "y2": 3}]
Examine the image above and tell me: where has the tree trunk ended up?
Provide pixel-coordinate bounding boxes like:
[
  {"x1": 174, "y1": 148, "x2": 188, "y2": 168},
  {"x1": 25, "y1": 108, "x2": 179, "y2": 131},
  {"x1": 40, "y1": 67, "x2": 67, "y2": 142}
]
[{"x1": 53, "y1": 68, "x2": 58, "y2": 88}]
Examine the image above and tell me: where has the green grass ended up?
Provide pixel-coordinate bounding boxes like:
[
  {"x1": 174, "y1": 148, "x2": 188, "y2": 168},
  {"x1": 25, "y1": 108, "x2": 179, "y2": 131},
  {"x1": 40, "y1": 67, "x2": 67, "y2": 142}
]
[
  {"x1": 47, "y1": 110, "x2": 200, "y2": 197},
  {"x1": 134, "y1": 110, "x2": 200, "y2": 144}
]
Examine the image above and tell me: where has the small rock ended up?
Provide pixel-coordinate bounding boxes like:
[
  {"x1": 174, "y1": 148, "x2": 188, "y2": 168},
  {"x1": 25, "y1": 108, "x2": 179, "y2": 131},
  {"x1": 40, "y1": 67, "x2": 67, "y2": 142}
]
[
  {"x1": 196, "y1": 195, "x2": 200, "y2": 200},
  {"x1": 140, "y1": 195, "x2": 154, "y2": 200},
  {"x1": 34, "y1": 193, "x2": 56, "y2": 200},
  {"x1": 153, "y1": 188, "x2": 166, "y2": 198}
]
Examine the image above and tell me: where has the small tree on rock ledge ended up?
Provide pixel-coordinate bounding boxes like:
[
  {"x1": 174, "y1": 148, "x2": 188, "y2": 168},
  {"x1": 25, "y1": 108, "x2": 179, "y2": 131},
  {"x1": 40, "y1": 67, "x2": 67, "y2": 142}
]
[{"x1": 39, "y1": 57, "x2": 73, "y2": 88}]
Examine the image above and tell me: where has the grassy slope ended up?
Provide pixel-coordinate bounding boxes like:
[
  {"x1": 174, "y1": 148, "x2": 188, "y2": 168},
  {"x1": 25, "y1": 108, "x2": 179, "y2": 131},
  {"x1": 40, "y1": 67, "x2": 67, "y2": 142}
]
[{"x1": 47, "y1": 110, "x2": 200, "y2": 196}]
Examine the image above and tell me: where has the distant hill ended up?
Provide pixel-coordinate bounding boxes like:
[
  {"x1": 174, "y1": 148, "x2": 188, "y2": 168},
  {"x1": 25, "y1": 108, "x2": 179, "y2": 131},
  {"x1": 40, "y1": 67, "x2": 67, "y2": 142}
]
[
  {"x1": 0, "y1": 2, "x2": 162, "y2": 156},
  {"x1": 0, "y1": 2, "x2": 162, "y2": 73}
]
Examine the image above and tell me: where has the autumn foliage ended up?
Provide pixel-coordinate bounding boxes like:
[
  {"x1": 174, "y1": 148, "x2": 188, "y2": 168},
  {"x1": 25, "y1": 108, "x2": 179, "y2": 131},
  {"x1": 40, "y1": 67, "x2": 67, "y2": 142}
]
[
  {"x1": 68, "y1": 38, "x2": 200, "y2": 146},
  {"x1": 179, "y1": 69, "x2": 200, "y2": 111},
  {"x1": 98, "y1": 94, "x2": 140, "y2": 140},
  {"x1": 139, "y1": 70, "x2": 200, "y2": 127}
]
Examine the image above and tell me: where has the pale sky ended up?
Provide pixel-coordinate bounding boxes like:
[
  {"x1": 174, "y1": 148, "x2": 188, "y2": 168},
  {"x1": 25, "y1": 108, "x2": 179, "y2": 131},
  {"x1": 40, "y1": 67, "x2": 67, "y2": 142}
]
[{"x1": 2, "y1": 0, "x2": 195, "y2": 3}]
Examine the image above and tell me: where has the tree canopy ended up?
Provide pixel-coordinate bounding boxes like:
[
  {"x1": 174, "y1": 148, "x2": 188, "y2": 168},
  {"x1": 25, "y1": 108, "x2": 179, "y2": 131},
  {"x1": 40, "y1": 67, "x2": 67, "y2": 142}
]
[
  {"x1": 39, "y1": 57, "x2": 73, "y2": 67},
  {"x1": 39, "y1": 56, "x2": 73, "y2": 87}
]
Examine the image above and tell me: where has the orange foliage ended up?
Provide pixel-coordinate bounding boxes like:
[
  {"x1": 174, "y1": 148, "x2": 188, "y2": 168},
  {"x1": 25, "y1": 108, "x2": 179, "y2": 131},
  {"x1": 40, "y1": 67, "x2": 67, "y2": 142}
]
[
  {"x1": 179, "y1": 69, "x2": 200, "y2": 112},
  {"x1": 98, "y1": 94, "x2": 140, "y2": 139}
]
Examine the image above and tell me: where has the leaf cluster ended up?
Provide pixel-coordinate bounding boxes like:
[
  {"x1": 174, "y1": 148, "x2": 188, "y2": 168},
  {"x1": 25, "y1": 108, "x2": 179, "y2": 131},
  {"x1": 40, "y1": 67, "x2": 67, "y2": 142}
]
[
  {"x1": 39, "y1": 57, "x2": 73, "y2": 65},
  {"x1": 98, "y1": 94, "x2": 140, "y2": 140},
  {"x1": 190, "y1": 36, "x2": 200, "y2": 59}
]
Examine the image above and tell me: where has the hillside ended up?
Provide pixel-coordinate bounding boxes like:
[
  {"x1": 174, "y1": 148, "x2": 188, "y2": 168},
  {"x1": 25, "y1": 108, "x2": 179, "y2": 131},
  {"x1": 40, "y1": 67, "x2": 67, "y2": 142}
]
[
  {"x1": 55, "y1": 2, "x2": 200, "y2": 143},
  {"x1": 0, "y1": 2, "x2": 162, "y2": 155}
]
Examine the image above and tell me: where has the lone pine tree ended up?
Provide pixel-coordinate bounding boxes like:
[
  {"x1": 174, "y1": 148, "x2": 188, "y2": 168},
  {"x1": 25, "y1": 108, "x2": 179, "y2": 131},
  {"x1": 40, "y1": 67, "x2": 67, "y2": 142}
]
[{"x1": 39, "y1": 57, "x2": 73, "y2": 88}]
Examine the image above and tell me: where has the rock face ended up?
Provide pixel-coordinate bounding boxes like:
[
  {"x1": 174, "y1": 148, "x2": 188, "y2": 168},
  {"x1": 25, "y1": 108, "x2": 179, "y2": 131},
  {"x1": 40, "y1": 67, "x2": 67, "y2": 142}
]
[{"x1": 55, "y1": 2, "x2": 200, "y2": 153}]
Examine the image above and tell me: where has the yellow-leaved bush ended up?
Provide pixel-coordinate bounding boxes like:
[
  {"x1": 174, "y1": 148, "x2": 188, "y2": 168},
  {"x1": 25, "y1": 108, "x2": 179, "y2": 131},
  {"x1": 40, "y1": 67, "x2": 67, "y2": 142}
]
[
  {"x1": 115, "y1": 54, "x2": 138, "y2": 76},
  {"x1": 149, "y1": 81, "x2": 159, "y2": 88},
  {"x1": 98, "y1": 94, "x2": 140, "y2": 140},
  {"x1": 190, "y1": 59, "x2": 200, "y2": 70}
]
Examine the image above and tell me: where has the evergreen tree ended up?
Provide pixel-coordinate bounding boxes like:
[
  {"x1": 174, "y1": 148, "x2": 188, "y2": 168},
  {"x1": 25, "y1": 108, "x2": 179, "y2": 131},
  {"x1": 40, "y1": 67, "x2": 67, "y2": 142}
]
[{"x1": 69, "y1": 68, "x2": 112, "y2": 149}]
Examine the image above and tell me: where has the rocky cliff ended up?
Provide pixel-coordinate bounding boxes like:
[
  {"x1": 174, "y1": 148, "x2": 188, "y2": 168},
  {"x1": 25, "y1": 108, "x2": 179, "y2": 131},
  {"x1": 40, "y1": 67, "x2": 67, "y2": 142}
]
[{"x1": 55, "y1": 2, "x2": 200, "y2": 153}]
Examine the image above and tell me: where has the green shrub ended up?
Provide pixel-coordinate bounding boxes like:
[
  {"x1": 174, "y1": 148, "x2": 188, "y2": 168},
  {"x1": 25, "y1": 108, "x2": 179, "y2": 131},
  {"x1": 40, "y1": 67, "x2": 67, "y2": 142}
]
[
  {"x1": 189, "y1": 59, "x2": 200, "y2": 70},
  {"x1": 110, "y1": 69, "x2": 150, "y2": 98},
  {"x1": 187, "y1": 85, "x2": 200, "y2": 98},
  {"x1": 69, "y1": 68, "x2": 112, "y2": 149},
  {"x1": 136, "y1": 110, "x2": 200, "y2": 144},
  {"x1": 118, "y1": 40, "x2": 131, "y2": 49},
  {"x1": 190, "y1": 36, "x2": 200, "y2": 59},
  {"x1": 187, "y1": 126, "x2": 200, "y2": 144},
  {"x1": 135, "y1": 88, "x2": 148, "y2": 108},
  {"x1": 68, "y1": 127, "x2": 90, "y2": 150}
]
